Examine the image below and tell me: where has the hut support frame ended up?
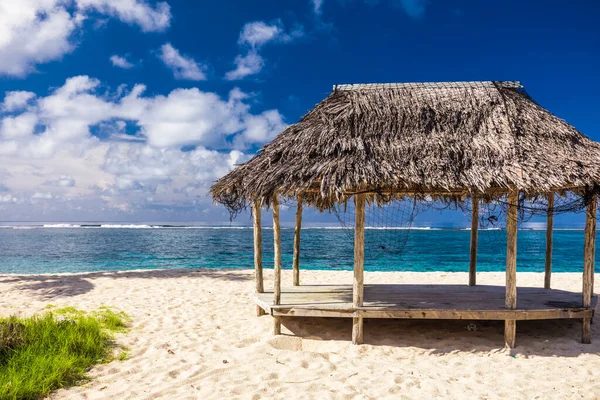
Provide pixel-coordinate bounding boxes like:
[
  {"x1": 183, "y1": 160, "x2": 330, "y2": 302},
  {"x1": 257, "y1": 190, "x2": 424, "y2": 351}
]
[
  {"x1": 504, "y1": 188, "x2": 519, "y2": 348},
  {"x1": 252, "y1": 189, "x2": 597, "y2": 347},
  {"x1": 582, "y1": 194, "x2": 596, "y2": 344},
  {"x1": 253, "y1": 201, "x2": 265, "y2": 316},
  {"x1": 293, "y1": 196, "x2": 302, "y2": 286},
  {"x1": 352, "y1": 194, "x2": 366, "y2": 345},
  {"x1": 545, "y1": 193, "x2": 554, "y2": 289},
  {"x1": 469, "y1": 196, "x2": 479, "y2": 286},
  {"x1": 272, "y1": 195, "x2": 282, "y2": 335}
]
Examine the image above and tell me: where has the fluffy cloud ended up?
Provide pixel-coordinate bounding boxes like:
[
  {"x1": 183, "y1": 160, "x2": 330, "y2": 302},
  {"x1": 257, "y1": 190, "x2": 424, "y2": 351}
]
[
  {"x1": 77, "y1": 0, "x2": 171, "y2": 32},
  {"x1": 224, "y1": 51, "x2": 264, "y2": 81},
  {"x1": 158, "y1": 43, "x2": 207, "y2": 81},
  {"x1": 0, "y1": 76, "x2": 286, "y2": 220},
  {"x1": 110, "y1": 55, "x2": 135, "y2": 69},
  {"x1": 32, "y1": 192, "x2": 54, "y2": 200},
  {"x1": 0, "y1": 0, "x2": 171, "y2": 77},
  {"x1": 2, "y1": 91, "x2": 37, "y2": 112},
  {"x1": 44, "y1": 175, "x2": 76, "y2": 187},
  {"x1": 238, "y1": 21, "x2": 284, "y2": 47},
  {"x1": 225, "y1": 20, "x2": 304, "y2": 80}
]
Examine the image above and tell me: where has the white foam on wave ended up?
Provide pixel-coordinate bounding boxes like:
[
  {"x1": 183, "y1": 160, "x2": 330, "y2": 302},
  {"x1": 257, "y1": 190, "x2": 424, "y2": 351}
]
[
  {"x1": 43, "y1": 224, "x2": 81, "y2": 228},
  {"x1": 365, "y1": 226, "x2": 433, "y2": 230},
  {"x1": 100, "y1": 224, "x2": 160, "y2": 229},
  {"x1": 183, "y1": 226, "x2": 252, "y2": 229},
  {"x1": 303, "y1": 226, "x2": 435, "y2": 230}
]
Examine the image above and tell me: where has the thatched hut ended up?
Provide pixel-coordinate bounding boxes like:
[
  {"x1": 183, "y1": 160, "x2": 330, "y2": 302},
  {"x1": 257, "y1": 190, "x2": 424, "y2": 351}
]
[{"x1": 211, "y1": 81, "x2": 599, "y2": 348}]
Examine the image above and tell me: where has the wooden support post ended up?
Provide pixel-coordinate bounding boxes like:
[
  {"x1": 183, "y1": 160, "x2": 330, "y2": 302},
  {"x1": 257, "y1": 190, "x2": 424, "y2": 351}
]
[
  {"x1": 352, "y1": 194, "x2": 366, "y2": 345},
  {"x1": 253, "y1": 201, "x2": 265, "y2": 316},
  {"x1": 292, "y1": 196, "x2": 302, "y2": 286},
  {"x1": 545, "y1": 193, "x2": 554, "y2": 289},
  {"x1": 582, "y1": 194, "x2": 596, "y2": 344},
  {"x1": 272, "y1": 195, "x2": 282, "y2": 335},
  {"x1": 469, "y1": 195, "x2": 479, "y2": 286},
  {"x1": 505, "y1": 188, "x2": 519, "y2": 348}
]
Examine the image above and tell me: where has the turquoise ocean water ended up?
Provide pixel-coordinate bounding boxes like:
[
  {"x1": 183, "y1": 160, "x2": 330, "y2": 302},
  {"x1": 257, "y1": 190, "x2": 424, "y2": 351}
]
[{"x1": 0, "y1": 225, "x2": 598, "y2": 274}]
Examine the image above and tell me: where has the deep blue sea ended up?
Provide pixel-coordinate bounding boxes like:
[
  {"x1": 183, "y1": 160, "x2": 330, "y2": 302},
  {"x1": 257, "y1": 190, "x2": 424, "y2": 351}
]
[{"x1": 0, "y1": 225, "x2": 597, "y2": 274}]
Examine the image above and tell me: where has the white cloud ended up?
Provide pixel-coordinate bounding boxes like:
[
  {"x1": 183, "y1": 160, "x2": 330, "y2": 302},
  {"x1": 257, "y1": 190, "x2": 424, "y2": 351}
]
[
  {"x1": 233, "y1": 109, "x2": 286, "y2": 148},
  {"x1": 32, "y1": 192, "x2": 54, "y2": 200},
  {"x1": 158, "y1": 43, "x2": 207, "y2": 81},
  {"x1": 120, "y1": 85, "x2": 286, "y2": 148},
  {"x1": 2, "y1": 91, "x2": 37, "y2": 112},
  {"x1": 76, "y1": 0, "x2": 171, "y2": 32},
  {"x1": 225, "y1": 20, "x2": 304, "y2": 80},
  {"x1": 0, "y1": 76, "x2": 287, "y2": 220},
  {"x1": 0, "y1": 194, "x2": 19, "y2": 204},
  {"x1": 224, "y1": 51, "x2": 264, "y2": 81},
  {"x1": 238, "y1": 21, "x2": 283, "y2": 48},
  {"x1": 44, "y1": 175, "x2": 76, "y2": 187},
  {"x1": 110, "y1": 55, "x2": 135, "y2": 69},
  {"x1": 0, "y1": 113, "x2": 38, "y2": 139},
  {"x1": 0, "y1": 0, "x2": 171, "y2": 77},
  {"x1": 0, "y1": 1, "x2": 80, "y2": 77}
]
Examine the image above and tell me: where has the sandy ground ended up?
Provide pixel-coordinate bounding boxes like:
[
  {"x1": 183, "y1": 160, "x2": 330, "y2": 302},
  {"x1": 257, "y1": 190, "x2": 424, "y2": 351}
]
[{"x1": 1, "y1": 269, "x2": 600, "y2": 400}]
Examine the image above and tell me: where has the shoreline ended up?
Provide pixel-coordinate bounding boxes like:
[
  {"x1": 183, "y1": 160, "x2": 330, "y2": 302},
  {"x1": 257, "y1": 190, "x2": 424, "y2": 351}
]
[{"x1": 0, "y1": 267, "x2": 595, "y2": 277}]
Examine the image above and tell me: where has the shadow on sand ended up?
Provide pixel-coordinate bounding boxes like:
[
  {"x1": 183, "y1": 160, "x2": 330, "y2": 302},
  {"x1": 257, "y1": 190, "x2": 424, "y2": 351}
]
[
  {"x1": 277, "y1": 315, "x2": 600, "y2": 357},
  {"x1": 0, "y1": 268, "x2": 251, "y2": 300}
]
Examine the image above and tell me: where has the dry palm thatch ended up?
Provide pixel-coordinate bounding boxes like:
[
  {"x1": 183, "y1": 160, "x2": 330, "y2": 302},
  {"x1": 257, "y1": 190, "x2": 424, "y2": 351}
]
[{"x1": 210, "y1": 81, "x2": 600, "y2": 215}]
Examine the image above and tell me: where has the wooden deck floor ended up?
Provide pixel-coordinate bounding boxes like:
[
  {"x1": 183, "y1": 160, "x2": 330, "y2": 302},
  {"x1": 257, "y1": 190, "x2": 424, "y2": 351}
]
[{"x1": 255, "y1": 284, "x2": 597, "y2": 320}]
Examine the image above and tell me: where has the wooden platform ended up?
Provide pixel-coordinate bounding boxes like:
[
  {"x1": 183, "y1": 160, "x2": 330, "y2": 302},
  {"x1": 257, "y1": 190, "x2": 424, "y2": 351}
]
[{"x1": 255, "y1": 284, "x2": 597, "y2": 320}]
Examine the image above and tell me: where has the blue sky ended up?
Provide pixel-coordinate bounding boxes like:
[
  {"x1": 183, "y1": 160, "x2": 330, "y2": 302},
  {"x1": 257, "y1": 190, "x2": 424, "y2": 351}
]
[{"x1": 0, "y1": 0, "x2": 598, "y2": 225}]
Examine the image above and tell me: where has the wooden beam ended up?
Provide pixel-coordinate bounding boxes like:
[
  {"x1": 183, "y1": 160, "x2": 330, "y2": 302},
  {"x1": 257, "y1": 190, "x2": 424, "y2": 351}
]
[
  {"x1": 269, "y1": 306, "x2": 595, "y2": 320},
  {"x1": 292, "y1": 196, "x2": 302, "y2": 286},
  {"x1": 272, "y1": 195, "x2": 282, "y2": 335},
  {"x1": 252, "y1": 201, "x2": 265, "y2": 316},
  {"x1": 583, "y1": 194, "x2": 596, "y2": 344},
  {"x1": 469, "y1": 195, "x2": 479, "y2": 286},
  {"x1": 505, "y1": 188, "x2": 519, "y2": 348},
  {"x1": 352, "y1": 194, "x2": 366, "y2": 345},
  {"x1": 545, "y1": 193, "x2": 554, "y2": 289}
]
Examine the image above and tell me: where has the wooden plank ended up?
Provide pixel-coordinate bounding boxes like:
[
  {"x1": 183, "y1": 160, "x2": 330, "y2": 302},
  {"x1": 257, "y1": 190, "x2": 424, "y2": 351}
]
[
  {"x1": 469, "y1": 195, "x2": 479, "y2": 286},
  {"x1": 505, "y1": 188, "x2": 519, "y2": 348},
  {"x1": 272, "y1": 195, "x2": 282, "y2": 335},
  {"x1": 257, "y1": 284, "x2": 597, "y2": 310},
  {"x1": 292, "y1": 196, "x2": 302, "y2": 286},
  {"x1": 545, "y1": 193, "x2": 554, "y2": 289},
  {"x1": 352, "y1": 194, "x2": 366, "y2": 345},
  {"x1": 583, "y1": 194, "x2": 596, "y2": 344},
  {"x1": 252, "y1": 201, "x2": 265, "y2": 316},
  {"x1": 270, "y1": 306, "x2": 594, "y2": 320}
]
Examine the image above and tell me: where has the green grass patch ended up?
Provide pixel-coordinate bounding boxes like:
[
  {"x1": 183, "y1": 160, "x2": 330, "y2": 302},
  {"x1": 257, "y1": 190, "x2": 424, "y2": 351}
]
[{"x1": 0, "y1": 308, "x2": 130, "y2": 400}]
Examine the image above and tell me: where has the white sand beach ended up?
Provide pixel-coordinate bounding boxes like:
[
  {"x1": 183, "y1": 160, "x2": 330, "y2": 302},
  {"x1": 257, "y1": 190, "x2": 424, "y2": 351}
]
[{"x1": 1, "y1": 269, "x2": 600, "y2": 400}]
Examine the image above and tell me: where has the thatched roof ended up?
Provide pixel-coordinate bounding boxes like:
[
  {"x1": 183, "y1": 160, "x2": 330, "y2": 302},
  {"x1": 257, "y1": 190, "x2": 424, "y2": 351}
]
[{"x1": 211, "y1": 81, "x2": 600, "y2": 212}]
